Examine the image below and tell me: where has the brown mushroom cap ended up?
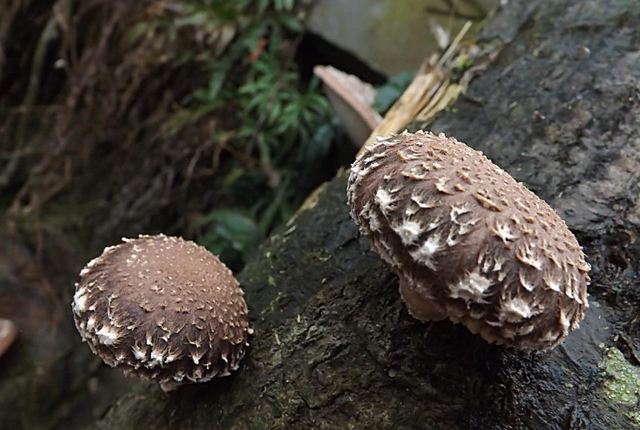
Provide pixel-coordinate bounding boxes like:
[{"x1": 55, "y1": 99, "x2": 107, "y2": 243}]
[
  {"x1": 347, "y1": 131, "x2": 590, "y2": 350},
  {"x1": 0, "y1": 319, "x2": 18, "y2": 358},
  {"x1": 72, "y1": 234, "x2": 251, "y2": 389}
]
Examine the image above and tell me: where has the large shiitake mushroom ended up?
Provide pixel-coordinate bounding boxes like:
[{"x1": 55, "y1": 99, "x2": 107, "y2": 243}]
[{"x1": 347, "y1": 131, "x2": 590, "y2": 350}]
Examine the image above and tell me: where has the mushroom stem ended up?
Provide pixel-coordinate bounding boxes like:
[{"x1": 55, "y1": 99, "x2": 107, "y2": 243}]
[
  {"x1": 399, "y1": 279, "x2": 447, "y2": 322},
  {"x1": 160, "y1": 381, "x2": 180, "y2": 393}
]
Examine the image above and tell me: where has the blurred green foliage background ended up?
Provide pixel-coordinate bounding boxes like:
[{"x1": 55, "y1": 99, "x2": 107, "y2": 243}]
[{"x1": 0, "y1": 0, "x2": 338, "y2": 270}]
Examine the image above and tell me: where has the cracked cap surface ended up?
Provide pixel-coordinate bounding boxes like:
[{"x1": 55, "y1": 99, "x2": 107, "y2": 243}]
[
  {"x1": 347, "y1": 131, "x2": 590, "y2": 350},
  {"x1": 72, "y1": 234, "x2": 251, "y2": 388}
]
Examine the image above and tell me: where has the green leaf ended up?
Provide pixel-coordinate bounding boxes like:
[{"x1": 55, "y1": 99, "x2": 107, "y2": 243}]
[
  {"x1": 275, "y1": 0, "x2": 295, "y2": 11},
  {"x1": 195, "y1": 209, "x2": 263, "y2": 267},
  {"x1": 268, "y1": 101, "x2": 283, "y2": 125},
  {"x1": 175, "y1": 12, "x2": 208, "y2": 28},
  {"x1": 278, "y1": 13, "x2": 302, "y2": 32},
  {"x1": 258, "y1": 177, "x2": 291, "y2": 234},
  {"x1": 222, "y1": 166, "x2": 246, "y2": 187},
  {"x1": 125, "y1": 22, "x2": 151, "y2": 46},
  {"x1": 257, "y1": 134, "x2": 272, "y2": 166}
]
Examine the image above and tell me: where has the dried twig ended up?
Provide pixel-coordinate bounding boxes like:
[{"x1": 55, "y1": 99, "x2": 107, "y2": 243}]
[{"x1": 358, "y1": 21, "x2": 473, "y2": 156}]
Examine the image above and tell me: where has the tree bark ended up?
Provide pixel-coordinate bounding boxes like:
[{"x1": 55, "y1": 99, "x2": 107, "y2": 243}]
[
  {"x1": 2, "y1": 0, "x2": 640, "y2": 428},
  {"x1": 93, "y1": 0, "x2": 640, "y2": 428}
]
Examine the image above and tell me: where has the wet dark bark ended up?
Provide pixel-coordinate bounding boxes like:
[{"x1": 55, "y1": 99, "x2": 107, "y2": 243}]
[{"x1": 2, "y1": 0, "x2": 640, "y2": 429}]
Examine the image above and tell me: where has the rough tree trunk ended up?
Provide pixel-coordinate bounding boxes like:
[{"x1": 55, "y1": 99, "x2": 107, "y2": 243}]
[
  {"x1": 93, "y1": 0, "x2": 640, "y2": 428},
  {"x1": 2, "y1": 0, "x2": 640, "y2": 429}
]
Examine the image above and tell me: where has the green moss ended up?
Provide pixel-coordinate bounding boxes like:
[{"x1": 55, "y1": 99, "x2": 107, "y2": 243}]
[
  {"x1": 598, "y1": 347, "x2": 640, "y2": 425},
  {"x1": 262, "y1": 290, "x2": 288, "y2": 315}
]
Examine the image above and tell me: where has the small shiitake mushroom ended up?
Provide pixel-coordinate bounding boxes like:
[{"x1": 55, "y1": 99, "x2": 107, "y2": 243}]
[
  {"x1": 347, "y1": 131, "x2": 590, "y2": 350},
  {"x1": 72, "y1": 234, "x2": 251, "y2": 391}
]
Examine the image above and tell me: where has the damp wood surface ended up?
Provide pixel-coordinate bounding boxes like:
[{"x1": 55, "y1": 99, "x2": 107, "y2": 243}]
[{"x1": 1, "y1": 0, "x2": 640, "y2": 429}]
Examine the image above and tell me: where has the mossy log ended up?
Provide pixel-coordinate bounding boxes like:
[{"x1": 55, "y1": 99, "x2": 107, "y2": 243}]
[{"x1": 2, "y1": 0, "x2": 640, "y2": 428}]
